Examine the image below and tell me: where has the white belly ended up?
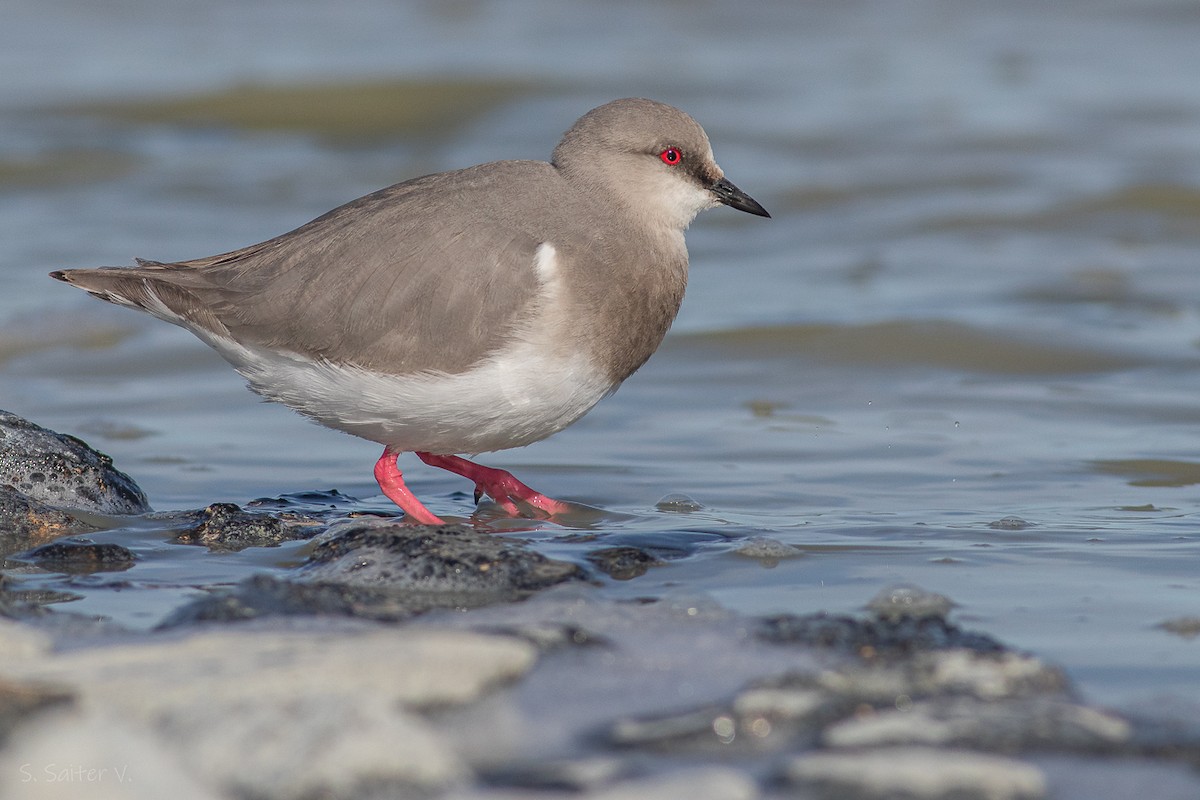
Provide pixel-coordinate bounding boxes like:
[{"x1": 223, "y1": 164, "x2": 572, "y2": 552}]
[{"x1": 211, "y1": 335, "x2": 615, "y2": 454}]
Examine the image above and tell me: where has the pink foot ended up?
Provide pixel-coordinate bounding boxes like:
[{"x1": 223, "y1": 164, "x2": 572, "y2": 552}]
[
  {"x1": 374, "y1": 446, "x2": 445, "y2": 524},
  {"x1": 416, "y1": 452, "x2": 572, "y2": 519}
]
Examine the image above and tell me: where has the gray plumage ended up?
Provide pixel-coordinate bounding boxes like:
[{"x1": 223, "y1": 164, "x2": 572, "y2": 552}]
[{"x1": 51, "y1": 98, "x2": 768, "y2": 520}]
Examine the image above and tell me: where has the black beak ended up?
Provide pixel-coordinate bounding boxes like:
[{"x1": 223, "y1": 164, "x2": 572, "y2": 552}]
[{"x1": 710, "y1": 177, "x2": 770, "y2": 218}]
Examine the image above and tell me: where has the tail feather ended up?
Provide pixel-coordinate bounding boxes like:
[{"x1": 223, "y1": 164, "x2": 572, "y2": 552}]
[{"x1": 51, "y1": 267, "x2": 231, "y2": 338}]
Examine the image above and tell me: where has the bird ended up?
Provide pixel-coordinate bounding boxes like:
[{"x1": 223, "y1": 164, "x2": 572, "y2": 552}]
[{"x1": 51, "y1": 97, "x2": 770, "y2": 525}]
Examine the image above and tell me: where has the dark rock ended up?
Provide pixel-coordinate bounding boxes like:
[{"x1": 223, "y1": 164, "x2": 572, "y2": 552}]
[
  {"x1": 157, "y1": 573, "x2": 416, "y2": 627},
  {"x1": 585, "y1": 546, "x2": 663, "y2": 580},
  {"x1": 0, "y1": 485, "x2": 97, "y2": 557},
  {"x1": 758, "y1": 612, "x2": 1007, "y2": 658},
  {"x1": 171, "y1": 502, "x2": 323, "y2": 551},
  {"x1": 162, "y1": 522, "x2": 586, "y2": 626},
  {"x1": 22, "y1": 540, "x2": 137, "y2": 574},
  {"x1": 302, "y1": 522, "x2": 585, "y2": 599},
  {"x1": 0, "y1": 411, "x2": 150, "y2": 515},
  {"x1": 607, "y1": 605, "x2": 1075, "y2": 756},
  {"x1": 0, "y1": 574, "x2": 57, "y2": 620}
]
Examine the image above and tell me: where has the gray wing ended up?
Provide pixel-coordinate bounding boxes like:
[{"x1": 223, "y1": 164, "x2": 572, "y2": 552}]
[{"x1": 54, "y1": 162, "x2": 560, "y2": 376}]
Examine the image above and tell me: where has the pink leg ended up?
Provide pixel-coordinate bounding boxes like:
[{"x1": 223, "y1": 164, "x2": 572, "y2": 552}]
[
  {"x1": 416, "y1": 452, "x2": 572, "y2": 518},
  {"x1": 374, "y1": 446, "x2": 445, "y2": 525}
]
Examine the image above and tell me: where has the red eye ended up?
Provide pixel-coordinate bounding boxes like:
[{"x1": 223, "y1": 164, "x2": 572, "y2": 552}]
[{"x1": 660, "y1": 147, "x2": 682, "y2": 165}]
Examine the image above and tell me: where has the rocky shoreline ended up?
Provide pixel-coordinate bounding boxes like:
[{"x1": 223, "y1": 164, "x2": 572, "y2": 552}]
[{"x1": 1, "y1": 410, "x2": 1198, "y2": 799}]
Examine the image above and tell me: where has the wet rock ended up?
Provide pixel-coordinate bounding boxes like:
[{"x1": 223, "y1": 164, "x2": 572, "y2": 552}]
[
  {"x1": 163, "y1": 523, "x2": 586, "y2": 626},
  {"x1": 0, "y1": 485, "x2": 96, "y2": 555},
  {"x1": 164, "y1": 522, "x2": 585, "y2": 628},
  {"x1": 989, "y1": 515, "x2": 1033, "y2": 530},
  {"x1": 865, "y1": 584, "x2": 956, "y2": 621},
  {"x1": 823, "y1": 695, "x2": 1131, "y2": 752},
  {"x1": 158, "y1": 573, "x2": 418, "y2": 627},
  {"x1": 758, "y1": 611, "x2": 1006, "y2": 657},
  {"x1": 0, "y1": 708, "x2": 221, "y2": 800},
  {"x1": 0, "y1": 410, "x2": 149, "y2": 515},
  {"x1": 170, "y1": 502, "x2": 323, "y2": 551},
  {"x1": 655, "y1": 493, "x2": 704, "y2": 512},
  {"x1": 21, "y1": 540, "x2": 137, "y2": 574},
  {"x1": 303, "y1": 521, "x2": 585, "y2": 600},
  {"x1": 732, "y1": 535, "x2": 804, "y2": 564},
  {"x1": 0, "y1": 626, "x2": 534, "y2": 798},
  {"x1": 756, "y1": 647, "x2": 1071, "y2": 716},
  {"x1": 783, "y1": 746, "x2": 1047, "y2": 800},
  {"x1": 585, "y1": 546, "x2": 663, "y2": 580},
  {"x1": 608, "y1": 608, "x2": 1072, "y2": 755},
  {"x1": 0, "y1": 576, "x2": 57, "y2": 620}
]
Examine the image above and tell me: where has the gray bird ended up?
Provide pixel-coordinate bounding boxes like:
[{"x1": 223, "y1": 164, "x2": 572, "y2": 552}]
[{"x1": 52, "y1": 98, "x2": 770, "y2": 524}]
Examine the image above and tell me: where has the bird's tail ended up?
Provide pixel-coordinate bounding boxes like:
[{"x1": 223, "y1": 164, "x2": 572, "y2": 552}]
[{"x1": 50, "y1": 264, "x2": 229, "y2": 336}]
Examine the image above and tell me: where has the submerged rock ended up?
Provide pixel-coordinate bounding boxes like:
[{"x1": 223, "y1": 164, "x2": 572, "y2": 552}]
[
  {"x1": 170, "y1": 502, "x2": 323, "y2": 551},
  {"x1": 866, "y1": 584, "x2": 956, "y2": 621},
  {"x1": 585, "y1": 546, "x2": 664, "y2": 580},
  {"x1": 608, "y1": 605, "x2": 1074, "y2": 756},
  {"x1": 758, "y1": 611, "x2": 1006, "y2": 657},
  {"x1": 0, "y1": 410, "x2": 150, "y2": 515},
  {"x1": 163, "y1": 521, "x2": 586, "y2": 626},
  {"x1": 0, "y1": 626, "x2": 534, "y2": 799},
  {"x1": 303, "y1": 521, "x2": 585, "y2": 598},
  {"x1": 158, "y1": 574, "x2": 416, "y2": 627},
  {"x1": 0, "y1": 486, "x2": 96, "y2": 556},
  {"x1": 21, "y1": 540, "x2": 137, "y2": 574}
]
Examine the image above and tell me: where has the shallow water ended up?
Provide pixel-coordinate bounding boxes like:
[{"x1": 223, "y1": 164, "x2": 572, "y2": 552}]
[{"x1": 3, "y1": 0, "x2": 1200, "y2": 719}]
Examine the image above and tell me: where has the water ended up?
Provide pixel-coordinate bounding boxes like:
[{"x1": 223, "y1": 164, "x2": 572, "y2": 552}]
[{"x1": 3, "y1": 0, "x2": 1200, "y2": 715}]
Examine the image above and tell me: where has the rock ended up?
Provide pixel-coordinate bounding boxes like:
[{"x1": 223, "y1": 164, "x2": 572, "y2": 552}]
[
  {"x1": 865, "y1": 584, "x2": 956, "y2": 621},
  {"x1": 162, "y1": 522, "x2": 587, "y2": 626},
  {"x1": 0, "y1": 627, "x2": 536, "y2": 798},
  {"x1": 989, "y1": 516, "x2": 1033, "y2": 530},
  {"x1": 758, "y1": 611, "x2": 1006, "y2": 657},
  {"x1": 21, "y1": 540, "x2": 137, "y2": 574},
  {"x1": 585, "y1": 546, "x2": 663, "y2": 580},
  {"x1": 783, "y1": 746, "x2": 1047, "y2": 800},
  {"x1": 0, "y1": 410, "x2": 149, "y2": 515},
  {"x1": 170, "y1": 502, "x2": 323, "y2": 551},
  {"x1": 158, "y1": 573, "x2": 418, "y2": 626},
  {"x1": 0, "y1": 485, "x2": 96, "y2": 556},
  {"x1": 303, "y1": 521, "x2": 585, "y2": 600},
  {"x1": 732, "y1": 536, "x2": 804, "y2": 564},
  {"x1": 0, "y1": 707, "x2": 221, "y2": 800},
  {"x1": 822, "y1": 696, "x2": 1131, "y2": 752},
  {"x1": 655, "y1": 493, "x2": 704, "y2": 512},
  {"x1": 0, "y1": 576, "x2": 57, "y2": 621},
  {"x1": 605, "y1": 611, "x2": 1073, "y2": 755}
]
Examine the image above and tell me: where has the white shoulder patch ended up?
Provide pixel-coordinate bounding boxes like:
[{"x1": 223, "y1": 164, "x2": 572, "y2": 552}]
[{"x1": 533, "y1": 241, "x2": 559, "y2": 286}]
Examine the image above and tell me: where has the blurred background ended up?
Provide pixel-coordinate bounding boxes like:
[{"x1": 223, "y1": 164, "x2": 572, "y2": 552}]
[{"x1": 2, "y1": 0, "x2": 1200, "y2": 713}]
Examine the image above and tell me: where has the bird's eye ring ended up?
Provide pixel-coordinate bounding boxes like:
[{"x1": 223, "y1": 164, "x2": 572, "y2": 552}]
[{"x1": 660, "y1": 148, "x2": 682, "y2": 166}]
